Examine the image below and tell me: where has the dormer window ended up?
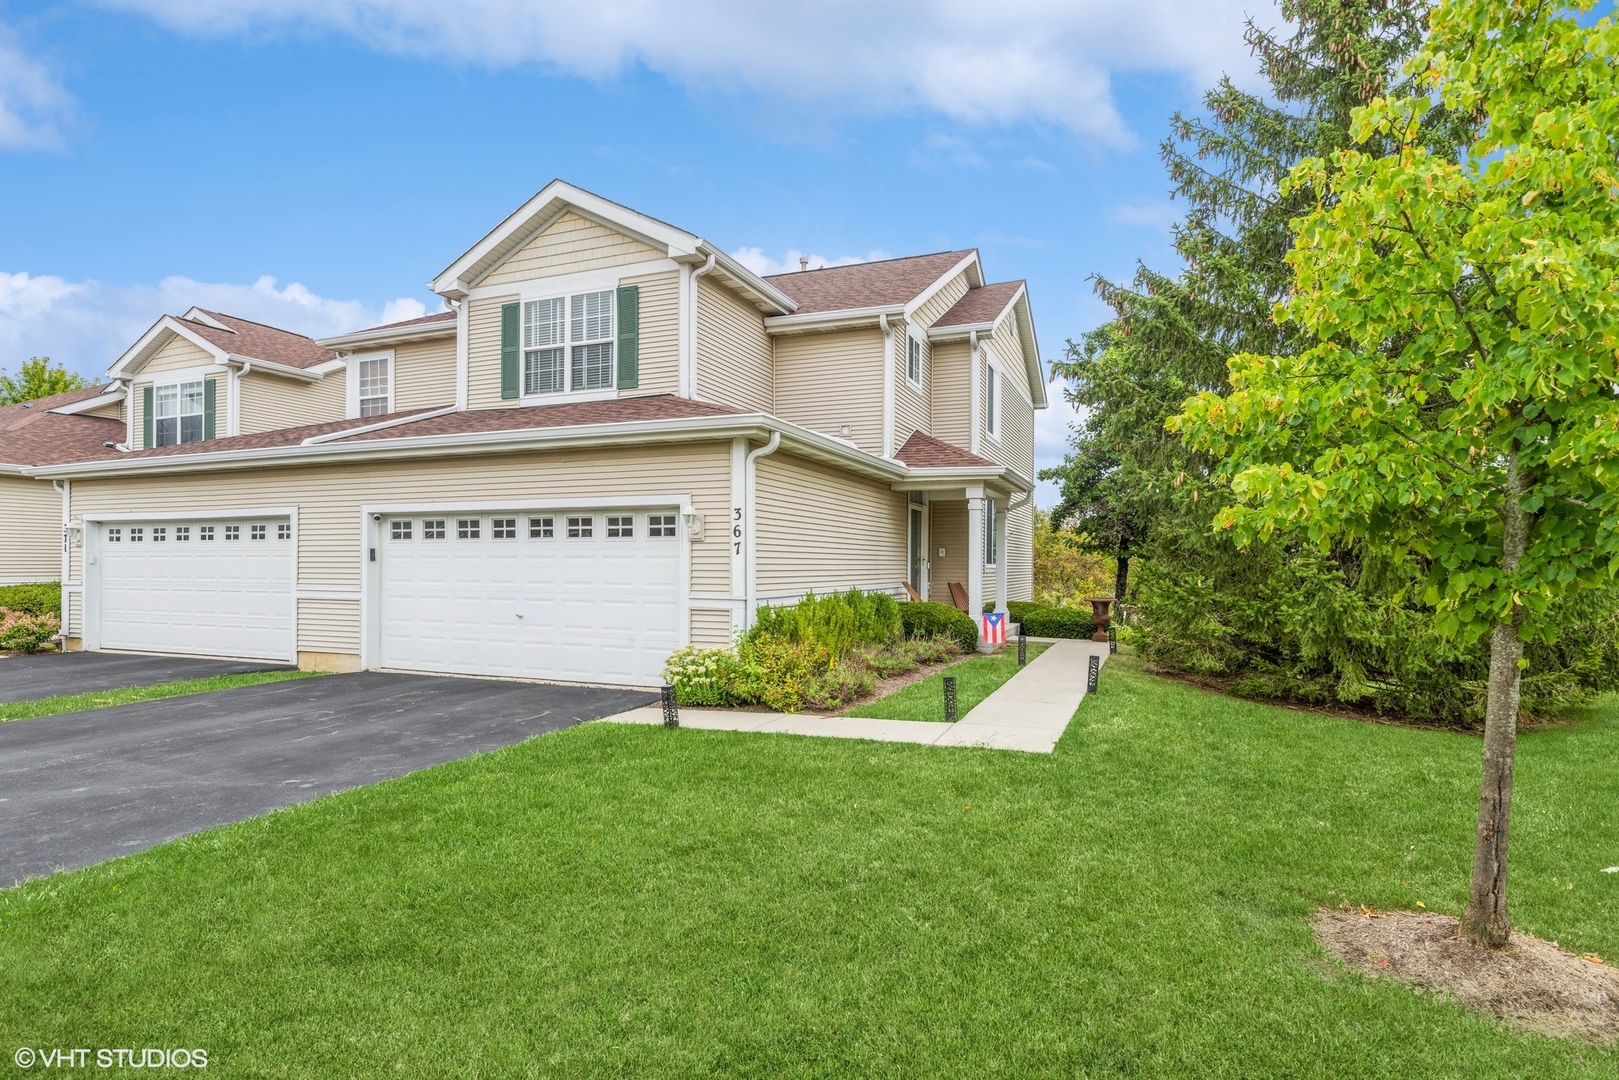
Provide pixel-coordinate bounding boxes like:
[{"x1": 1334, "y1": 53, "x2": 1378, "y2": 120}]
[
  {"x1": 155, "y1": 380, "x2": 205, "y2": 446},
  {"x1": 522, "y1": 290, "x2": 615, "y2": 397},
  {"x1": 358, "y1": 357, "x2": 390, "y2": 416}
]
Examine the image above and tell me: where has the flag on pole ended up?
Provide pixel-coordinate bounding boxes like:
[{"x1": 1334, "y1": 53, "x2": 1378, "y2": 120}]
[{"x1": 980, "y1": 611, "x2": 1007, "y2": 645}]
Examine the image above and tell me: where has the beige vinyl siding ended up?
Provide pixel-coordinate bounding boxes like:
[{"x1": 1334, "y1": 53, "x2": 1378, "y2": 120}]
[
  {"x1": 696, "y1": 277, "x2": 772, "y2": 412},
  {"x1": 299, "y1": 598, "x2": 359, "y2": 653},
  {"x1": 621, "y1": 269, "x2": 681, "y2": 398},
  {"x1": 1006, "y1": 500, "x2": 1033, "y2": 602},
  {"x1": 63, "y1": 442, "x2": 733, "y2": 652},
  {"x1": 927, "y1": 500, "x2": 967, "y2": 602},
  {"x1": 773, "y1": 328, "x2": 885, "y2": 456},
  {"x1": 894, "y1": 319, "x2": 930, "y2": 447},
  {"x1": 141, "y1": 334, "x2": 215, "y2": 375},
  {"x1": 79, "y1": 397, "x2": 125, "y2": 421},
  {"x1": 754, "y1": 451, "x2": 906, "y2": 599},
  {"x1": 929, "y1": 340, "x2": 972, "y2": 448},
  {"x1": 466, "y1": 294, "x2": 517, "y2": 411},
  {"x1": 239, "y1": 370, "x2": 345, "y2": 435},
  {"x1": 480, "y1": 211, "x2": 662, "y2": 287},
  {"x1": 66, "y1": 590, "x2": 82, "y2": 647},
  {"x1": 0, "y1": 474, "x2": 60, "y2": 583},
  {"x1": 689, "y1": 608, "x2": 735, "y2": 649},
  {"x1": 913, "y1": 272, "x2": 971, "y2": 330},
  {"x1": 980, "y1": 337, "x2": 1035, "y2": 478},
  {"x1": 392, "y1": 337, "x2": 458, "y2": 412}
]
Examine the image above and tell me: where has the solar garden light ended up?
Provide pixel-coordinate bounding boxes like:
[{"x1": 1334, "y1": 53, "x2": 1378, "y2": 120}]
[
  {"x1": 1087, "y1": 655, "x2": 1100, "y2": 694},
  {"x1": 1018, "y1": 631, "x2": 1027, "y2": 667},
  {"x1": 660, "y1": 684, "x2": 679, "y2": 728},
  {"x1": 943, "y1": 675, "x2": 958, "y2": 723}
]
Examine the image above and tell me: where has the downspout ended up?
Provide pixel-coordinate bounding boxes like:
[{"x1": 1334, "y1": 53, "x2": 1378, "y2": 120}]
[
  {"x1": 879, "y1": 312, "x2": 894, "y2": 458},
  {"x1": 52, "y1": 479, "x2": 69, "y2": 649},
  {"x1": 743, "y1": 431, "x2": 782, "y2": 630},
  {"x1": 969, "y1": 329, "x2": 982, "y2": 456},
  {"x1": 689, "y1": 252, "x2": 717, "y2": 400}
]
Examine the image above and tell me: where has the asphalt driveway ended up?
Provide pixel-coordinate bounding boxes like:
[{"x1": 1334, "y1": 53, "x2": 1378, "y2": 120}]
[
  {"x1": 0, "y1": 650, "x2": 293, "y2": 705},
  {"x1": 0, "y1": 671, "x2": 655, "y2": 887}
]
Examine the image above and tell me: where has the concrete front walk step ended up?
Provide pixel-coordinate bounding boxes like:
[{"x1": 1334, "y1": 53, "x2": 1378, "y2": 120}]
[{"x1": 605, "y1": 638, "x2": 1110, "y2": 754}]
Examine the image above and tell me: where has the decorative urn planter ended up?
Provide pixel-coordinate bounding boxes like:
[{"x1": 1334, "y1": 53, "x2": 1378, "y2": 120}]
[{"x1": 1087, "y1": 597, "x2": 1114, "y2": 643}]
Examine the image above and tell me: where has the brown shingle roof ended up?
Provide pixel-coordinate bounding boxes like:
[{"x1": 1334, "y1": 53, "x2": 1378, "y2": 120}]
[
  {"x1": 894, "y1": 431, "x2": 997, "y2": 470},
  {"x1": 931, "y1": 281, "x2": 1024, "y2": 328},
  {"x1": 763, "y1": 251, "x2": 974, "y2": 314},
  {"x1": 109, "y1": 395, "x2": 745, "y2": 461},
  {"x1": 176, "y1": 310, "x2": 337, "y2": 369},
  {"x1": 0, "y1": 390, "x2": 125, "y2": 466}
]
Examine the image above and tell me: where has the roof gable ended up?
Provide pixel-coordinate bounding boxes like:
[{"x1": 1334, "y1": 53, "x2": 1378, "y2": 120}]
[
  {"x1": 764, "y1": 251, "x2": 980, "y2": 315},
  {"x1": 109, "y1": 311, "x2": 335, "y2": 380}
]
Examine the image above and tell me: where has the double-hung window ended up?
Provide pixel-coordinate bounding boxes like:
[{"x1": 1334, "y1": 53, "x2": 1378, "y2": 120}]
[
  {"x1": 155, "y1": 380, "x2": 205, "y2": 446},
  {"x1": 523, "y1": 290, "x2": 615, "y2": 396},
  {"x1": 358, "y1": 357, "x2": 390, "y2": 416},
  {"x1": 907, "y1": 336, "x2": 922, "y2": 384}
]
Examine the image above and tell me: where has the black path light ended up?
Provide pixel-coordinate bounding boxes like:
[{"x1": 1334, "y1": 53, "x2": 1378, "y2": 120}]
[
  {"x1": 943, "y1": 675, "x2": 959, "y2": 723},
  {"x1": 661, "y1": 684, "x2": 679, "y2": 728},
  {"x1": 1087, "y1": 655, "x2": 1100, "y2": 694},
  {"x1": 1108, "y1": 623, "x2": 1118, "y2": 655},
  {"x1": 1018, "y1": 631, "x2": 1027, "y2": 667}
]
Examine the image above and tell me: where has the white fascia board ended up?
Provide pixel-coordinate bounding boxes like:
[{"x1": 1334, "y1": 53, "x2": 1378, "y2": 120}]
[
  {"x1": 317, "y1": 320, "x2": 457, "y2": 351},
  {"x1": 1014, "y1": 291, "x2": 1048, "y2": 408},
  {"x1": 903, "y1": 253, "x2": 981, "y2": 322},
  {"x1": 695, "y1": 242, "x2": 798, "y2": 315},
  {"x1": 108, "y1": 317, "x2": 229, "y2": 380},
  {"x1": 49, "y1": 386, "x2": 128, "y2": 415},
  {"x1": 431, "y1": 179, "x2": 703, "y2": 298},
  {"x1": 225, "y1": 355, "x2": 324, "y2": 383},
  {"x1": 763, "y1": 304, "x2": 906, "y2": 335}
]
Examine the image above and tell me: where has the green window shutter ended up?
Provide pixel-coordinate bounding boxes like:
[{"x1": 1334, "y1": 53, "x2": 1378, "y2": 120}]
[
  {"x1": 142, "y1": 386, "x2": 154, "y2": 449},
  {"x1": 203, "y1": 378, "x2": 216, "y2": 440},
  {"x1": 616, "y1": 284, "x2": 639, "y2": 390},
  {"x1": 500, "y1": 301, "x2": 521, "y2": 399}
]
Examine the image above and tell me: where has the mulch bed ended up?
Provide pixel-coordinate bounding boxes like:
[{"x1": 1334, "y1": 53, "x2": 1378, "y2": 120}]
[{"x1": 1315, "y1": 907, "x2": 1619, "y2": 1043}]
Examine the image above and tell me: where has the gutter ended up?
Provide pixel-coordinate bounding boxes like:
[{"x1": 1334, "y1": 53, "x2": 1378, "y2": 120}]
[
  {"x1": 317, "y1": 320, "x2": 458, "y2": 351},
  {"x1": 764, "y1": 304, "x2": 905, "y2": 336},
  {"x1": 225, "y1": 355, "x2": 323, "y2": 383}
]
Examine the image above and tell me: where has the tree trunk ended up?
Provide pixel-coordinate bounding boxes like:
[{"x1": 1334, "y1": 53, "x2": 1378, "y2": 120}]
[
  {"x1": 1114, "y1": 555, "x2": 1130, "y2": 603},
  {"x1": 1462, "y1": 456, "x2": 1529, "y2": 948}
]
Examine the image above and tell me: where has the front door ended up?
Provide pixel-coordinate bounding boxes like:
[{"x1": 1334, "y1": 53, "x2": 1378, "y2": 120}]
[{"x1": 909, "y1": 505, "x2": 926, "y2": 598}]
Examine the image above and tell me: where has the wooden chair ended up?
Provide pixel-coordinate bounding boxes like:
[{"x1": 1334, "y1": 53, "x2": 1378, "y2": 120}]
[
  {"x1": 948, "y1": 582, "x2": 971, "y2": 613},
  {"x1": 902, "y1": 581, "x2": 923, "y2": 602}
]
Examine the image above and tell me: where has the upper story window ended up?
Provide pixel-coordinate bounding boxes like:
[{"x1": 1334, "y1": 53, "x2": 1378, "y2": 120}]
[
  {"x1": 358, "y1": 357, "x2": 390, "y2": 417},
  {"x1": 984, "y1": 363, "x2": 1000, "y2": 439},
  {"x1": 155, "y1": 380, "x2": 205, "y2": 446},
  {"x1": 523, "y1": 290, "x2": 614, "y2": 397},
  {"x1": 985, "y1": 498, "x2": 999, "y2": 567},
  {"x1": 907, "y1": 335, "x2": 922, "y2": 384}
]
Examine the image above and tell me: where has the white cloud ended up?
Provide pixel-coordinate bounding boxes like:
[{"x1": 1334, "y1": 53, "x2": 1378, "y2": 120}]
[
  {"x1": 0, "y1": 30, "x2": 74, "y2": 151},
  {"x1": 1109, "y1": 200, "x2": 1180, "y2": 231},
  {"x1": 0, "y1": 271, "x2": 428, "y2": 381},
  {"x1": 101, "y1": 0, "x2": 1282, "y2": 144},
  {"x1": 730, "y1": 247, "x2": 892, "y2": 277}
]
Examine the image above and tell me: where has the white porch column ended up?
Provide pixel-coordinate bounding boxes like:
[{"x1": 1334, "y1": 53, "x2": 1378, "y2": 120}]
[
  {"x1": 994, "y1": 497, "x2": 1008, "y2": 613},
  {"x1": 966, "y1": 485, "x2": 984, "y2": 627}
]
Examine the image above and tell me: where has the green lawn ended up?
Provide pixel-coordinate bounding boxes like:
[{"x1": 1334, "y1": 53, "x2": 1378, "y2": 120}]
[
  {"x1": 0, "y1": 670, "x2": 319, "y2": 722},
  {"x1": 3, "y1": 658, "x2": 1617, "y2": 1076},
  {"x1": 842, "y1": 641, "x2": 1051, "y2": 721}
]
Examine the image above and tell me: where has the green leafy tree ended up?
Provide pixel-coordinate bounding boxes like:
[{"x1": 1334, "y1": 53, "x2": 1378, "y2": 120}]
[
  {"x1": 1043, "y1": 0, "x2": 1461, "y2": 605},
  {"x1": 1173, "y1": 0, "x2": 1619, "y2": 946},
  {"x1": 0, "y1": 357, "x2": 89, "y2": 405},
  {"x1": 1031, "y1": 510, "x2": 1114, "y2": 606}
]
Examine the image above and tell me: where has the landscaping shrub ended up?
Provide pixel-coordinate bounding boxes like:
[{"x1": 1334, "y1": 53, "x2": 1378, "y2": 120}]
[
  {"x1": 737, "y1": 633, "x2": 832, "y2": 713},
  {"x1": 0, "y1": 583, "x2": 59, "y2": 617},
  {"x1": 662, "y1": 645, "x2": 747, "y2": 707},
  {"x1": 0, "y1": 608, "x2": 59, "y2": 653},
  {"x1": 1008, "y1": 601, "x2": 1095, "y2": 639},
  {"x1": 800, "y1": 663, "x2": 876, "y2": 711},
  {"x1": 904, "y1": 634, "x2": 963, "y2": 665},
  {"x1": 900, "y1": 601, "x2": 977, "y2": 652},
  {"x1": 749, "y1": 589, "x2": 902, "y2": 657}
]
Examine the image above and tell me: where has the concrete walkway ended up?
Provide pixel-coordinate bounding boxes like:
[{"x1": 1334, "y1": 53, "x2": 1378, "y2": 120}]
[{"x1": 606, "y1": 638, "x2": 1110, "y2": 754}]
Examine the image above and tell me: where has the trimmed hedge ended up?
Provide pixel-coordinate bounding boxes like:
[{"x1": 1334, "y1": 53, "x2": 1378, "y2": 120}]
[
  {"x1": 900, "y1": 601, "x2": 978, "y2": 652},
  {"x1": 1007, "y1": 600, "x2": 1095, "y2": 640},
  {"x1": 0, "y1": 582, "x2": 60, "y2": 617}
]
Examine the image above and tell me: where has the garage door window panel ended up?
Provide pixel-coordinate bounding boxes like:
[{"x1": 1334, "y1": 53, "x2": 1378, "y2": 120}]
[
  {"x1": 458, "y1": 519, "x2": 480, "y2": 540},
  {"x1": 391, "y1": 520, "x2": 412, "y2": 541}
]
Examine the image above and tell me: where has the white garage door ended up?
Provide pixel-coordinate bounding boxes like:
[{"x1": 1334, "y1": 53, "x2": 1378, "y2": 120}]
[
  {"x1": 378, "y1": 507, "x2": 682, "y2": 686},
  {"x1": 96, "y1": 517, "x2": 294, "y2": 661}
]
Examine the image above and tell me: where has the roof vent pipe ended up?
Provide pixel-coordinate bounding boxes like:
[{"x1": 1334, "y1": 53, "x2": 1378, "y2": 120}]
[{"x1": 799, "y1": 257, "x2": 809, "y2": 272}]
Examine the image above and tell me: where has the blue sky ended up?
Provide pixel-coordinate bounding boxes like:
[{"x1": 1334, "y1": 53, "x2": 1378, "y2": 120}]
[{"x1": 0, "y1": 0, "x2": 1283, "y2": 505}]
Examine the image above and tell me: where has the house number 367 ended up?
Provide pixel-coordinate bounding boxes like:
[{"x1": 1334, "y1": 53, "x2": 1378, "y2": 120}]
[{"x1": 733, "y1": 507, "x2": 743, "y2": 555}]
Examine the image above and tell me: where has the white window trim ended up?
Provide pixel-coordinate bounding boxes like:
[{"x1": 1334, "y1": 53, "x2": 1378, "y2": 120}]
[
  {"x1": 520, "y1": 289, "x2": 617, "y2": 401},
  {"x1": 346, "y1": 349, "x2": 394, "y2": 419},
  {"x1": 905, "y1": 332, "x2": 924, "y2": 391},
  {"x1": 153, "y1": 378, "x2": 207, "y2": 447}
]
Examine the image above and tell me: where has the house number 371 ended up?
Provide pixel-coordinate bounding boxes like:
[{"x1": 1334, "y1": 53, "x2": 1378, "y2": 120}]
[{"x1": 733, "y1": 507, "x2": 743, "y2": 555}]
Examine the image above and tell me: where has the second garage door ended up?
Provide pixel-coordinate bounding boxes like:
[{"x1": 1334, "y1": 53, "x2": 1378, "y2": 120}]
[{"x1": 378, "y1": 507, "x2": 681, "y2": 686}]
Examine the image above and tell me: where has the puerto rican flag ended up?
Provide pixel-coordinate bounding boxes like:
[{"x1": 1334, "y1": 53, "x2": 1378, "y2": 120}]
[{"x1": 981, "y1": 611, "x2": 1008, "y2": 645}]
